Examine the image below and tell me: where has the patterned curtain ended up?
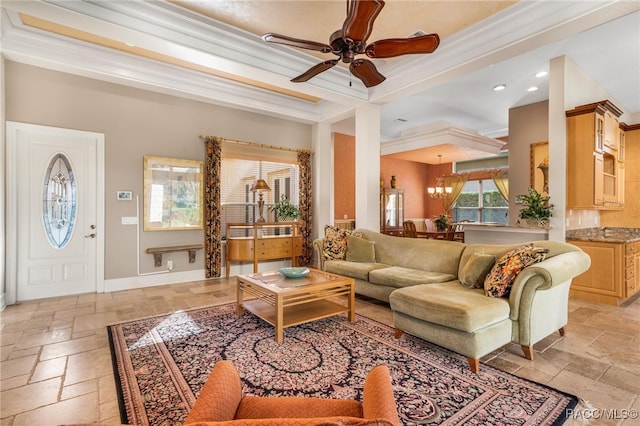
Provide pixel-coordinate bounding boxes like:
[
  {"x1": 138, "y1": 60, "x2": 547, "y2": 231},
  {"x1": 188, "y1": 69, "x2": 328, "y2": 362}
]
[
  {"x1": 297, "y1": 151, "x2": 313, "y2": 265},
  {"x1": 204, "y1": 137, "x2": 222, "y2": 278},
  {"x1": 442, "y1": 174, "x2": 468, "y2": 212},
  {"x1": 490, "y1": 169, "x2": 509, "y2": 201}
]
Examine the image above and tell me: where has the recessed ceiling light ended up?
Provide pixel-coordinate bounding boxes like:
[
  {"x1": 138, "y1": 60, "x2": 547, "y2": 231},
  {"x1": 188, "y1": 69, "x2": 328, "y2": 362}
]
[
  {"x1": 527, "y1": 86, "x2": 539, "y2": 92},
  {"x1": 493, "y1": 84, "x2": 506, "y2": 91},
  {"x1": 535, "y1": 71, "x2": 548, "y2": 78}
]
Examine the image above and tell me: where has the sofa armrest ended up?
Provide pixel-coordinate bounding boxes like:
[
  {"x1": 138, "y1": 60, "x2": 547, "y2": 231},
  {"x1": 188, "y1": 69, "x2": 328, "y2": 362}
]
[
  {"x1": 362, "y1": 365, "x2": 400, "y2": 426},
  {"x1": 508, "y1": 250, "x2": 591, "y2": 343},
  {"x1": 184, "y1": 360, "x2": 243, "y2": 423},
  {"x1": 313, "y1": 238, "x2": 325, "y2": 270},
  {"x1": 509, "y1": 250, "x2": 591, "y2": 315}
]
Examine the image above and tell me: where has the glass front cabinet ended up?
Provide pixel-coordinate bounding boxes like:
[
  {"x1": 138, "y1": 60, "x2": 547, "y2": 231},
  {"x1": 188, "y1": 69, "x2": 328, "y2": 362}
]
[{"x1": 380, "y1": 188, "x2": 404, "y2": 235}]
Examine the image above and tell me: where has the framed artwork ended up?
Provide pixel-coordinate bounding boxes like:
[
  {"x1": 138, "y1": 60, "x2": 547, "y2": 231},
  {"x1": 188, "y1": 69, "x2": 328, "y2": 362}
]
[
  {"x1": 143, "y1": 156, "x2": 203, "y2": 231},
  {"x1": 530, "y1": 141, "x2": 549, "y2": 196},
  {"x1": 116, "y1": 191, "x2": 132, "y2": 200}
]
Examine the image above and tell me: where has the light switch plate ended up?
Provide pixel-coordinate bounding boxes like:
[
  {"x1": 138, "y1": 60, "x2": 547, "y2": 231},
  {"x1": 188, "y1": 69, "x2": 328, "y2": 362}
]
[{"x1": 122, "y1": 217, "x2": 138, "y2": 225}]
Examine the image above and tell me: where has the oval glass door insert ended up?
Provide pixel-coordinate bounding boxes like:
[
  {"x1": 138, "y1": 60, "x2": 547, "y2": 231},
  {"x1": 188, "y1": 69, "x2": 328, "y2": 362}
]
[{"x1": 43, "y1": 153, "x2": 77, "y2": 248}]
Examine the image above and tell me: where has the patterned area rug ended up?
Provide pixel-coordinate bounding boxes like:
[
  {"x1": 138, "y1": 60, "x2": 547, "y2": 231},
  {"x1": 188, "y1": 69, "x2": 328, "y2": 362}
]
[{"x1": 108, "y1": 303, "x2": 577, "y2": 425}]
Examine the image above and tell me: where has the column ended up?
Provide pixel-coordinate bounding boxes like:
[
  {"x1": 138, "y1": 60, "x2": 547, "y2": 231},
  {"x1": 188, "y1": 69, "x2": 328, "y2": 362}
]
[
  {"x1": 355, "y1": 104, "x2": 381, "y2": 231},
  {"x1": 312, "y1": 121, "x2": 333, "y2": 240}
]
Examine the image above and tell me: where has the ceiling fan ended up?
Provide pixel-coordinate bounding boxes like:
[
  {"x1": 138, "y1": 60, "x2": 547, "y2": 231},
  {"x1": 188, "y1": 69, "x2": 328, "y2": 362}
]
[{"x1": 262, "y1": 0, "x2": 440, "y2": 88}]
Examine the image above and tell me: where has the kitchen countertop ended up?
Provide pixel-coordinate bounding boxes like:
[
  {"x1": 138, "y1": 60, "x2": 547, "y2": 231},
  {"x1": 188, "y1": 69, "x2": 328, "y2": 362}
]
[{"x1": 566, "y1": 227, "x2": 640, "y2": 243}]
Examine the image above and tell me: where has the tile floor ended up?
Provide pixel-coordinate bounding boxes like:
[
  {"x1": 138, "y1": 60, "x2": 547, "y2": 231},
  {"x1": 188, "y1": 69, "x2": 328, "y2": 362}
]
[{"x1": 1, "y1": 278, "x2": 639, "y2": 425}]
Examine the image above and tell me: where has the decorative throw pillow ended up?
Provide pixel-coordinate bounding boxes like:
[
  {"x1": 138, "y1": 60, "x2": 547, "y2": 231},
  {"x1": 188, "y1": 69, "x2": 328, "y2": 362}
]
[
  {"x1": 484, "y1": 245, "x2": 548, "y2": 297},
  {"x1": 346, "y1": 234, "x2": 376, "y2": 263},
  {"x1": 459, "y1": 253, "x2": 496, "y2": 288},
  {"x1": 322, "y1": 225, "x2": 349, "y2": 260}
]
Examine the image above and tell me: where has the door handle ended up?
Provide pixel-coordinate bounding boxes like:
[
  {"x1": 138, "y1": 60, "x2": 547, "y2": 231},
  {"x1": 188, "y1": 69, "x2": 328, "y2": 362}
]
[{"x1": 84, "y1": 233, "x2": 96, "y2": 239}]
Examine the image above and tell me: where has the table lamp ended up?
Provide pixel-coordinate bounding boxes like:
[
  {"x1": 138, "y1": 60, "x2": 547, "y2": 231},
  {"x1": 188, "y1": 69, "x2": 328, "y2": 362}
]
[{"x1": 250, "y1": 179, "x2": 271, "y2": 222}]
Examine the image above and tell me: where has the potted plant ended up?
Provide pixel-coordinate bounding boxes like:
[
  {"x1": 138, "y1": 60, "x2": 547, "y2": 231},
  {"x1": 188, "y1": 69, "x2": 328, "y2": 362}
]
[
  {"x1": 433, "y1": 213, "x2": 450, "y2": 232},
  {"x1": 517, "y1": 188, "x2": 553, "y2": 227},
  {"x1": 269, "y1": 195, "x2": 301, "y2": 221}
]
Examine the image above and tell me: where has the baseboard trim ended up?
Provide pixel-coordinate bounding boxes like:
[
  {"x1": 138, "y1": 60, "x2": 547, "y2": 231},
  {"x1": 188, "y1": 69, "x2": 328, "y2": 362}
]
[
  {"x1": 104, "y1": 269, "x2": 207, "y2": 293},
  {"x1": 104, "y1": 260, "x2": 292, "y2": 293}
]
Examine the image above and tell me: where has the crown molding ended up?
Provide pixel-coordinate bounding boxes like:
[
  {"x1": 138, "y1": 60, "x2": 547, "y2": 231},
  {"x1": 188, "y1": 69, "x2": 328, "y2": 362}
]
[
  {"x1": 2, "y1": 0, "x2": 637, "y2": 131},
  {"x1": 1, "y1": 9, "x2": 328, "y2": 123},
  {"x1": 381, "y1": 121, "x2": 505, "y2": 158},
  {"x1": 6, "y1": 0, "x2": 369, "y2": 102},
  {"x1": 370, "y1": 0, "x2": 636, "y2": 104}
]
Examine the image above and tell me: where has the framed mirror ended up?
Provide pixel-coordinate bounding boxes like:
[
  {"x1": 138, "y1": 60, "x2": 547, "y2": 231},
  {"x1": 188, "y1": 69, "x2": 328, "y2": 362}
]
[
  {"x1": 530, "y1": 141, "x2": 549, "y2": 196},
  {"x1": 143, "y1": 156, "x2": 203, "y2": 231}
]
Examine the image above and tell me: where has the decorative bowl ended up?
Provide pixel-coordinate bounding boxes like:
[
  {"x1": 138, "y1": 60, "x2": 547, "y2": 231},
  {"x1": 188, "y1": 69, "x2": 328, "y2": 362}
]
[{"x1": 279, "y1": 267, "x2": 310, "y2": 279}]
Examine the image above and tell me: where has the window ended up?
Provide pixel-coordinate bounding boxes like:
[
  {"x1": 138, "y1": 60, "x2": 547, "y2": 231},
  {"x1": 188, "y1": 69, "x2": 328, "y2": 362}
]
[
  {"x1": 43, "y1": 153, "x2": 76, "y2": 249},
  {"x1": 221, "y1": 158, "x2": 299, "y2": 237},
  {"x1": 453, "y1": 179, "x2": 508, "y2": 224}
]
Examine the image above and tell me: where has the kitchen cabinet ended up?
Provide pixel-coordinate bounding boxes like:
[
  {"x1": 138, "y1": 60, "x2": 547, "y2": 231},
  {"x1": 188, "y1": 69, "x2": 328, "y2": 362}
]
[
  {"x1": 601, "y1": 125, "x2": 640, "y2": 227},
  {"x1": 566, "y1": 100, "x2": 624, "y2": 210},
  {"x1": 225, "y1": 222, "x2": 303, "y2": 278},
  {"x1": 380, "y1": 188, "x2": 404, "y2": 235},
  {"x1": 567, "y1": 239, "x2": 639, "y2": 305},
  {"x1": 626, "y1": 241, "x2": 640, "y2": 299},
  {"x1": 603, "y1": 109, "x2": 619, "y2": 151}
]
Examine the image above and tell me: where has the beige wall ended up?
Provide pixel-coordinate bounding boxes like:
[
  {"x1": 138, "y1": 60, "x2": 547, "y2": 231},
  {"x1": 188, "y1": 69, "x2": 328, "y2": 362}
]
[
  {"x1": 1, "y1": 59, "x2": 5, "y2": 306},
  {"x1": 5, "y1": 61, "x2": 312, "y2": 280},
  {"x1": 508, "y1": 101, "x2": 549, "y2": 226}
]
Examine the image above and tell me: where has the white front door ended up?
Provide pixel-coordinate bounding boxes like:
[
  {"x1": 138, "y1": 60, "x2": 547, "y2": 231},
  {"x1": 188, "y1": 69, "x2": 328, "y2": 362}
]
[{"x1": 6, "y1": 122, "x2": 104, "y2": 302}]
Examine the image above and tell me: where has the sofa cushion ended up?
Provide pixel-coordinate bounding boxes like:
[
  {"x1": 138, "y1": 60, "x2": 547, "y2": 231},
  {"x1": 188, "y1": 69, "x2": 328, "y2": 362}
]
[
  {"x1": 484, "y1": 245, "x2": 548, "y2": 298},
  {"x1": 324, "y1": 260, "x2": 389, "y2": 281},
  {"x1": 369, "y1": 267, "x2": 456, "y2": 289},
  {"x1": 346, "y1": 235, "x2": 376, "y2": 263},
  {"x1": 459, "y1": 253, "x2": 496, "y2": 289},
  {"x1": 389, "y1": 282, "x2": 510, "y2": 332},
  {"x1": 353, "y1": 229, "x2": 466, "y2": 276}
]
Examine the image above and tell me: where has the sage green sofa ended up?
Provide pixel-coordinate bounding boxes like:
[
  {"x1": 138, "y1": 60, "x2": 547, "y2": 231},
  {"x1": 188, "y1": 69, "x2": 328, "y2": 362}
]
[{"x1": 312, "y1": 229, "x2": 591, "y2": 373}]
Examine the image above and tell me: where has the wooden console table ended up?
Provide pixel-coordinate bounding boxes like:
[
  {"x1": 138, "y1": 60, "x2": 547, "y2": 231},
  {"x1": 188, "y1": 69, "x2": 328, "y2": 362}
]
[{"x1": 225, "y1": 222, "x2": 303, "y2": 278}]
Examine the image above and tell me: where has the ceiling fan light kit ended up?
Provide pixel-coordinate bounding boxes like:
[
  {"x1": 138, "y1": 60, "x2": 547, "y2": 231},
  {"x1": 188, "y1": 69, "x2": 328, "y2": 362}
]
[{"x1": 262, "y1": 0, "x2": 440, "y2": 88}]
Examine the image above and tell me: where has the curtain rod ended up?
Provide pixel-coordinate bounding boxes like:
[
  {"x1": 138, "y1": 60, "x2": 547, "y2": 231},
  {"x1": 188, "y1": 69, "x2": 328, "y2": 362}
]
[{"x1": 200, "y1": 135, "x2": 313, "y2": 155}]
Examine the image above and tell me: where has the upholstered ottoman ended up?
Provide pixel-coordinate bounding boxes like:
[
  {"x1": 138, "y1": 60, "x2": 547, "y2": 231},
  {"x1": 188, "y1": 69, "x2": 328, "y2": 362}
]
[{"x1": 389, "y1": 281, "x2": 512, "y2": 373}]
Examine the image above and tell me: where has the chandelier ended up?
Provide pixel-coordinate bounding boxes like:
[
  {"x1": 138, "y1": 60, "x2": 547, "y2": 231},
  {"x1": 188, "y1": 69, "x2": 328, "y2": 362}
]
[{"x1": 428, "y1": 155, "x2": 452, "y2": 198}]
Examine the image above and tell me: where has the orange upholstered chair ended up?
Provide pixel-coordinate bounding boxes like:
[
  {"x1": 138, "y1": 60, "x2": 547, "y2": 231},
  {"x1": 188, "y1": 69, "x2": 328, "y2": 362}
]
[{"x1": 183, "y1": 360, "x2": 400, "y2": 426}]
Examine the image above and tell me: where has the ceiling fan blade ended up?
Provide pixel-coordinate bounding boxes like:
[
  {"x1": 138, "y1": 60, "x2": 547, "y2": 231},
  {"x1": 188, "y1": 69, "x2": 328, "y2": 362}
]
[
  {"x1": 365, "y1": 33, "x2": 440, "y2": 58},
  {"x1": 342, "y1": 0, "x2": 385, "y2": 47},
  {"x1": 291, "y1": 60, "x2": 339, "y2": 83},
  {"x1": 262, "y1": 33, "x2": 332, "y2": 53},
  {"x1": 350, "y1": 58, "x2": 386, "y2": 88}
]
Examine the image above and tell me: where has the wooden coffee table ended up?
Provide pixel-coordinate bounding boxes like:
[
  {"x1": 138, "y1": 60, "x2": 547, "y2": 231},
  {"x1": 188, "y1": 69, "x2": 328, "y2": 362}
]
[{"x1": 236, "y1": 268, "x2": 355, "y2": 343}]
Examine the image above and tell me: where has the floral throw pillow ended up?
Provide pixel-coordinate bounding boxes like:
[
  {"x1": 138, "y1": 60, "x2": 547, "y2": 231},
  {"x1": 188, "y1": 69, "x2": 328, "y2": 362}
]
[
  {"x1": 322, "y1": 226, "x2": 363, "y2": 260},
  {"x1": 484, "y1": 244, "x2": 548, "y2": 298}
]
